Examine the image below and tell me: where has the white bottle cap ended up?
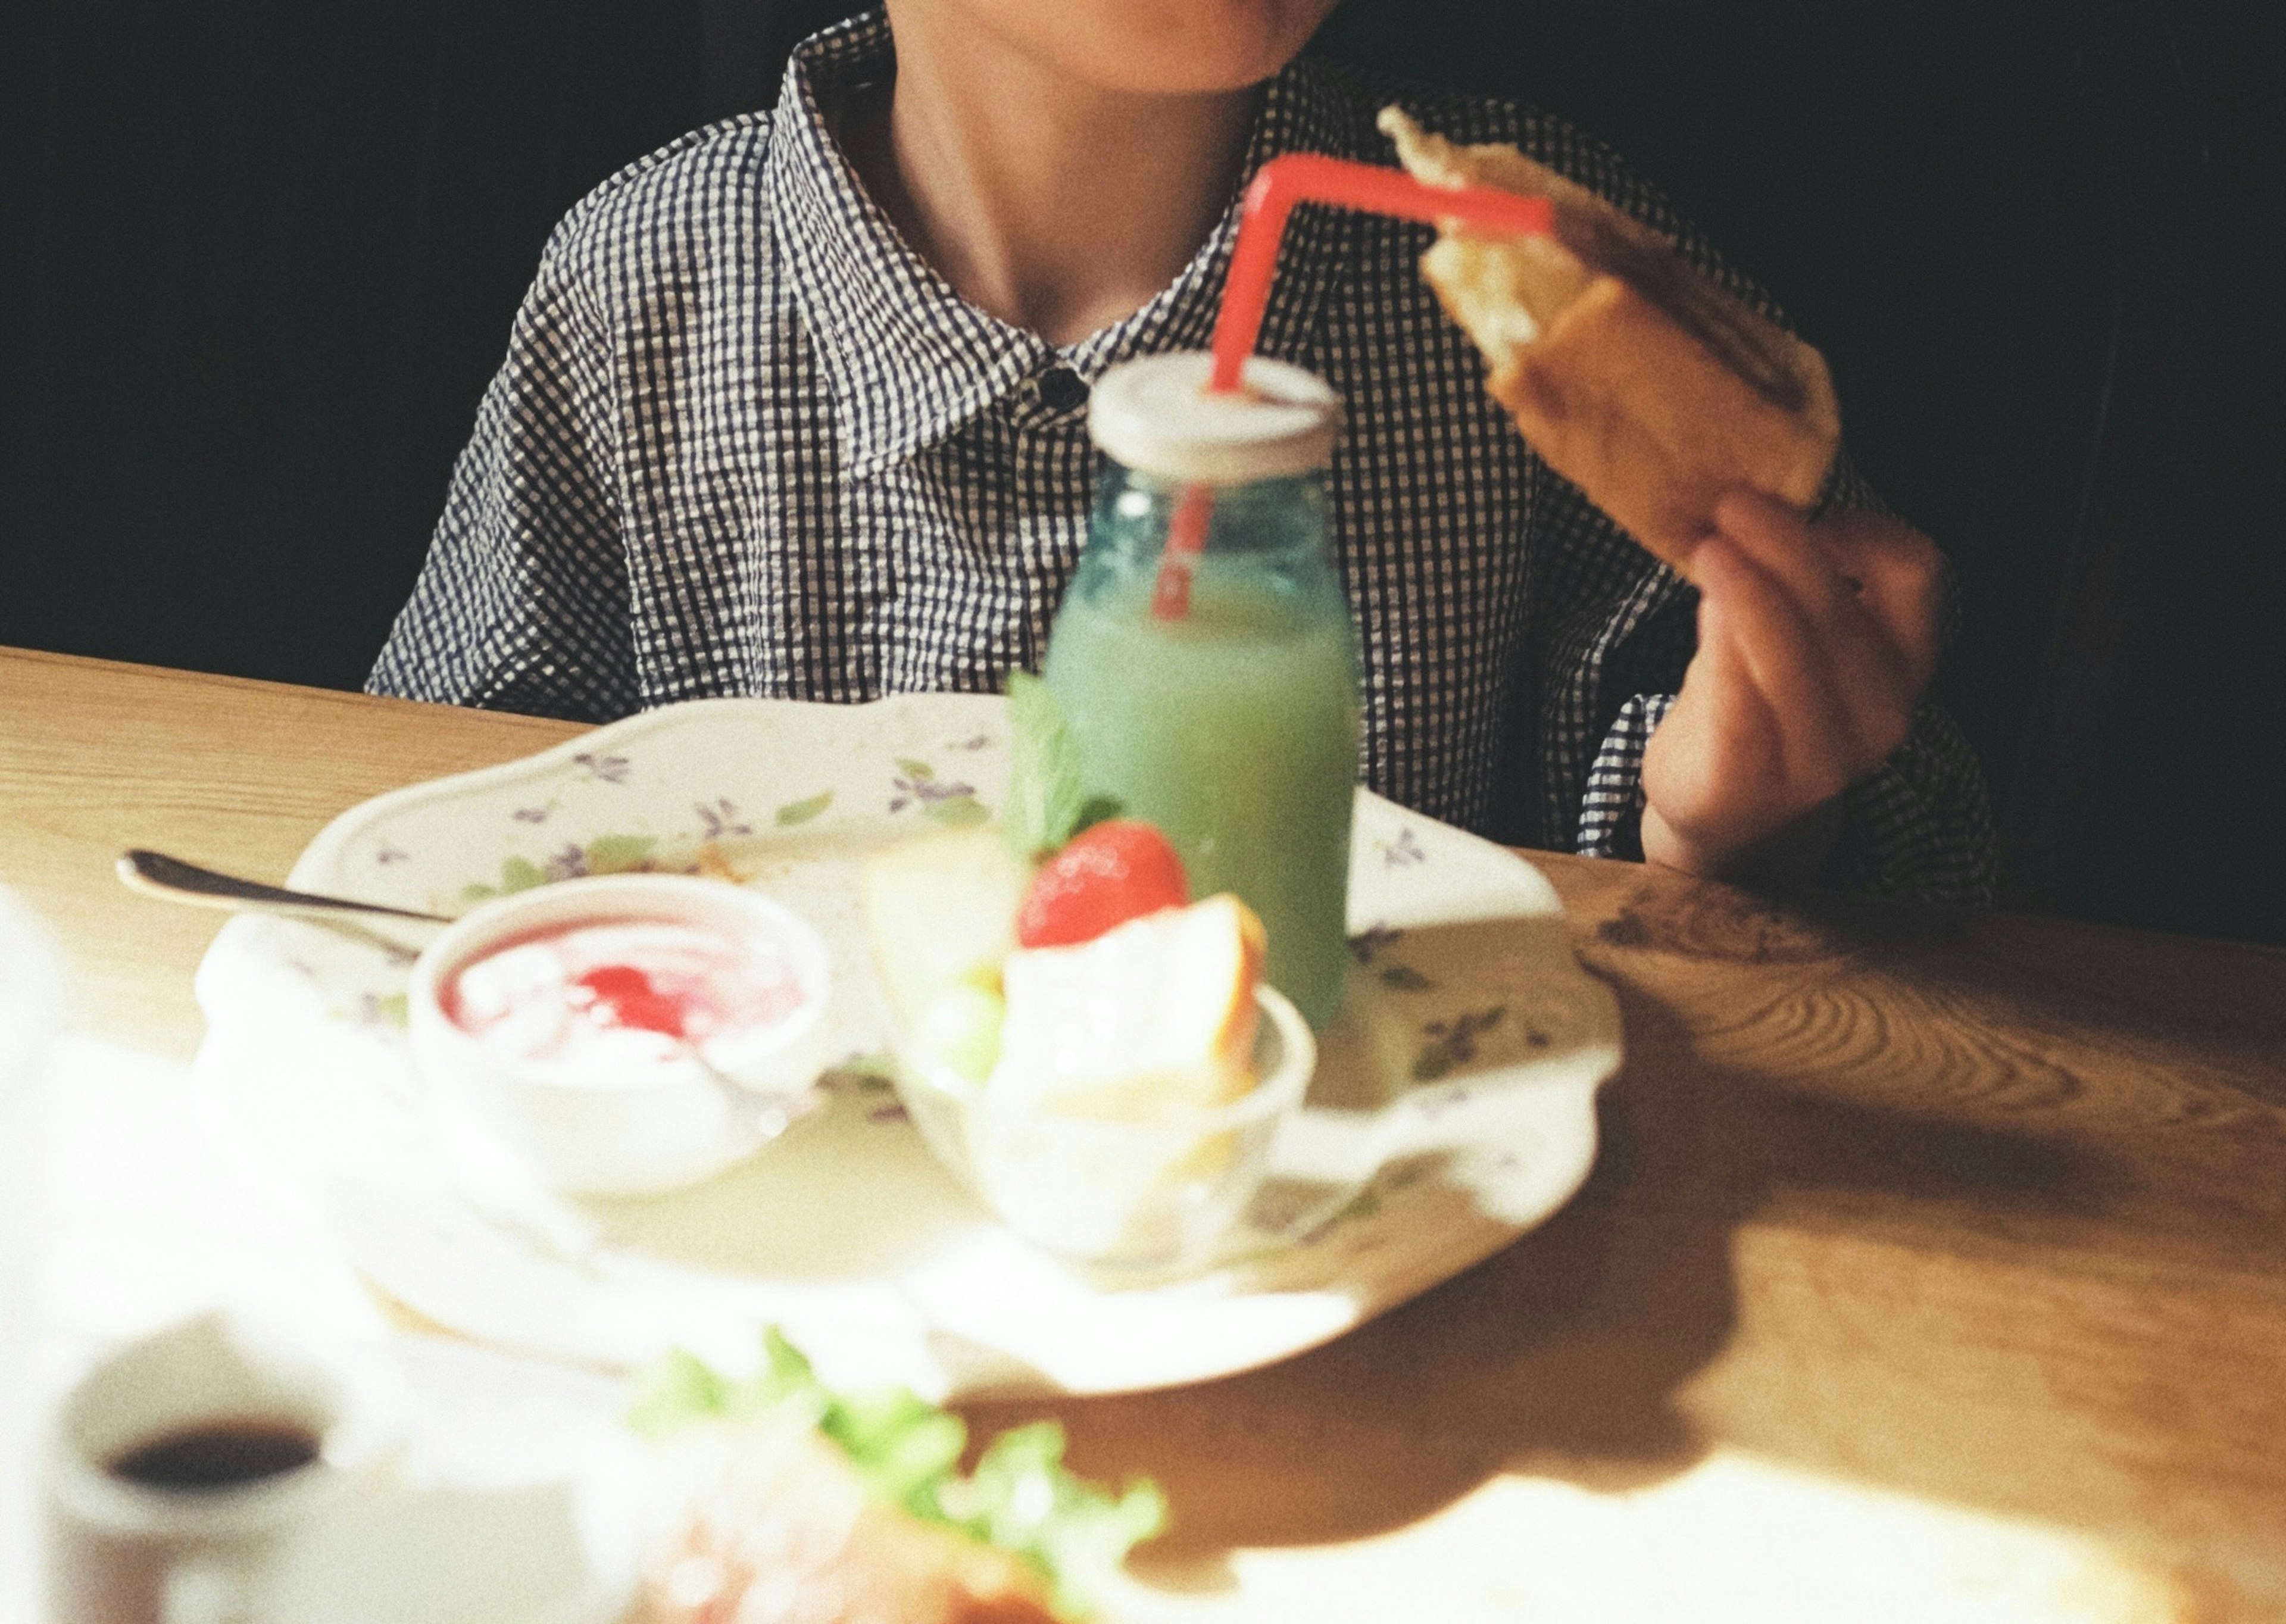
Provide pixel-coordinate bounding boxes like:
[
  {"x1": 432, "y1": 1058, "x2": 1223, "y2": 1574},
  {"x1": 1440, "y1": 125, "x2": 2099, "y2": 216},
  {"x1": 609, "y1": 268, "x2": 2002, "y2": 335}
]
[{"x1": 1088, "y1": 353, "x2": 1341, "y2": 485}]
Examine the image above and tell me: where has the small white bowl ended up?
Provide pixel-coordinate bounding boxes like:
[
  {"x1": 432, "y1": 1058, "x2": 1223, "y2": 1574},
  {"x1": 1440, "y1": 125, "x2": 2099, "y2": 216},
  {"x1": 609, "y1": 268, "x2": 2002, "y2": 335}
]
[{"x1": 408, "y1": 875, "x2": 834, "y2": 1197}]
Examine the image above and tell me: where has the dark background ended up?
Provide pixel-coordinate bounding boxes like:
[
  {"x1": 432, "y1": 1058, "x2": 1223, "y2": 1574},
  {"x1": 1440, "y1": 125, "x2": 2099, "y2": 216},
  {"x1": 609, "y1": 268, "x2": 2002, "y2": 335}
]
[{"x1": 5, "y1": 1, "x2": 2282, "y2": 945}]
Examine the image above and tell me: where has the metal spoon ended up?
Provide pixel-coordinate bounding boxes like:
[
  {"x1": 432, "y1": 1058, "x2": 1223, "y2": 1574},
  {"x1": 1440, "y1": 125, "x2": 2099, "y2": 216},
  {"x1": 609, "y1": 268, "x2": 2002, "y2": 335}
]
[
  {"x1": 116, "y1": 846, "x2": 818, "y2": 1148},
  {"x1": 116, "y1": 849, "x2": 453, "y2": 924}
]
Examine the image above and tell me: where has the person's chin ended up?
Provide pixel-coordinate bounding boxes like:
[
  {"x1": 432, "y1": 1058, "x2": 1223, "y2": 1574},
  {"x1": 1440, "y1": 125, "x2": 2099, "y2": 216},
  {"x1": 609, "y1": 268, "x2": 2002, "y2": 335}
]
[
  {"x1": 1120, "y1": 55, "x2": 1304, "y2": 95},
  {"x1": 989, "y1": 1, "x2": 1334, "y2": 96}
]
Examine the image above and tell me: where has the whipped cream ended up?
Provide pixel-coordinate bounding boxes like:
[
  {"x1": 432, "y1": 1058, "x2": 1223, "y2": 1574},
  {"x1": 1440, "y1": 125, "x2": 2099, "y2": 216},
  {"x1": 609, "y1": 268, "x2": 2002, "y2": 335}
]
[{"x1": 444, "y1": 917, "x2": 808, "y2": 1084}]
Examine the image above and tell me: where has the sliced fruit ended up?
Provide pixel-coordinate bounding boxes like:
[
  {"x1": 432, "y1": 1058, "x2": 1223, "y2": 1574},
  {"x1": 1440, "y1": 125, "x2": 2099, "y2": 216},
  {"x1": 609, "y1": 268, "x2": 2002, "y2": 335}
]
[
  {"x1": 1014, "y1": 819, "x2": 1189, "y2": 950},
  {"x1": 991, "y1": 893, "x2": 1265, "y2": 1119},
  {"x1": 914, "y1": 980, "x2": 1005, "y2": 1083},
  {"x1": 860, "y1": 827, "x2": 1033, "y2": 1029}
]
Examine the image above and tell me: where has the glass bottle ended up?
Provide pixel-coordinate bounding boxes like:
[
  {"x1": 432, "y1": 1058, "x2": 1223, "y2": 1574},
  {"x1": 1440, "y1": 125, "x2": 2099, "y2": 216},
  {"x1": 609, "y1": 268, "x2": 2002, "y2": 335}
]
[{"x1": 1043, "y1": 355, "x2": 1361, "y2": 1028}]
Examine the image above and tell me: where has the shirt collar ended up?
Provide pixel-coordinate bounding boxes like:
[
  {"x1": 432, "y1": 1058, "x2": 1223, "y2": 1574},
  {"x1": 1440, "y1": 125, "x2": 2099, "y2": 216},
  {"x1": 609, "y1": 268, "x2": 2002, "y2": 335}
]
[{"x1": 770, "y1": 10, "x2": 1362, "y2": 479}]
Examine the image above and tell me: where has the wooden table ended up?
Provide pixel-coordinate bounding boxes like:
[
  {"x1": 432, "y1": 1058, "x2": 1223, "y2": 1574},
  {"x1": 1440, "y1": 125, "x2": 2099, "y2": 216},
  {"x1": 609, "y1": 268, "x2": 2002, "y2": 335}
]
[{"x1": 7, "y1": 644, "x2": 2284, "y2": 1620}]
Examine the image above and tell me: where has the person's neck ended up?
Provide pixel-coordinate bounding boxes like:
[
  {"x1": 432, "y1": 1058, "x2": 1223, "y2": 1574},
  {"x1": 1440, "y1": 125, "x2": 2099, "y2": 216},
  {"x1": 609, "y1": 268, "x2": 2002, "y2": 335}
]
[{"x1": 842, "y1": 7, "x2": 1260, "y2": 347}]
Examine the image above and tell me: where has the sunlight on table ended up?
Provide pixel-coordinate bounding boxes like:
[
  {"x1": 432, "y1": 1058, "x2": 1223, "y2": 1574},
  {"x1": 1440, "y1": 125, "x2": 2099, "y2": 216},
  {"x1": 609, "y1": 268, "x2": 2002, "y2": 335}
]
[{"x1": 1129, "y1": 1450, "x2": 2193, "y2": 1623}]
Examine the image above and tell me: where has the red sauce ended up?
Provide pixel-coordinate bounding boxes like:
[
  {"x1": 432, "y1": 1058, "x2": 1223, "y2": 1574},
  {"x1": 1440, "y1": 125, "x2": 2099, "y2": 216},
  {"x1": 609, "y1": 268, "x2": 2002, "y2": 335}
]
[
  {"x1": 445, "y1": 916, "x2": 807, "y2": 1077},
  {"x1": 572, "y1": 963, "x2": 692, "y2": 1038}
]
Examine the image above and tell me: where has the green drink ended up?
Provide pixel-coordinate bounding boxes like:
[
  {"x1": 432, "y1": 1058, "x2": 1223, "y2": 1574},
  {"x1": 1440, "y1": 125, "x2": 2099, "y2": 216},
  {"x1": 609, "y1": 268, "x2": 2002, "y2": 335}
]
[{"x1": 1045, "y1": 355, "x2": 1360, "y2": 1028}]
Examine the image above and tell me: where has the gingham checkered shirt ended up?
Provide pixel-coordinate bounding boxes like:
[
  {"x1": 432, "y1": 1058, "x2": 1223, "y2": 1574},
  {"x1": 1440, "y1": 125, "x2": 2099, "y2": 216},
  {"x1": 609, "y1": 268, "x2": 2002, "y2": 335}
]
[{"x1": 370, "y1": 10, "x2": 1995, "y2": 904}]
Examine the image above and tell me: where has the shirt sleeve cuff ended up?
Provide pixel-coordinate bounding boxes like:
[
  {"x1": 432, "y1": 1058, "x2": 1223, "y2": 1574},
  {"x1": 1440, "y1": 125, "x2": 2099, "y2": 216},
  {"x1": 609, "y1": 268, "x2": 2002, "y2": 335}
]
[
  {"x1": 1578, "y1": 692, "x2": 1676, "y2": 861},
  {"x1": 1574, "y1": 690, "x2": 1998, "y2": 904}
]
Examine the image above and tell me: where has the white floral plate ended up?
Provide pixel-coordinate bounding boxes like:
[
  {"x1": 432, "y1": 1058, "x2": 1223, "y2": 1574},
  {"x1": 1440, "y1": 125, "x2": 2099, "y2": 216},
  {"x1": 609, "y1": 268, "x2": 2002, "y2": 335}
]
[{"x1": 190, "y1": 695, "x2": 1620, "y2": 1400}]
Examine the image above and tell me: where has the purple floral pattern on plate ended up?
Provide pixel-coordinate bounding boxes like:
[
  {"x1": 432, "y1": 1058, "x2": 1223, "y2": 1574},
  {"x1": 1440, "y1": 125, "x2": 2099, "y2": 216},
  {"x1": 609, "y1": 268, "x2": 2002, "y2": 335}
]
[
  {"x1": 572, "y1": 752, "x2": 631, "y2": 785},
  {"x1": 695, "y1": 798, "x2": 754, "y2": 839},
  {"x1": 888, "y1": 757, "x2": 987, "y2": 827},
  {"x1": 1378, "y1": 827, "x2": 1426, "y2": 869}
]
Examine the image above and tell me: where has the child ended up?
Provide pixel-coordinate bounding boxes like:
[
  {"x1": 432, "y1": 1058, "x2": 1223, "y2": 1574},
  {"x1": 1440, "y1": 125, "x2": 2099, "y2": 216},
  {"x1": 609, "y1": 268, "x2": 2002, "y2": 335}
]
[{"x1": 369, "y1": 0, "x2": 1994, "y2": 902}]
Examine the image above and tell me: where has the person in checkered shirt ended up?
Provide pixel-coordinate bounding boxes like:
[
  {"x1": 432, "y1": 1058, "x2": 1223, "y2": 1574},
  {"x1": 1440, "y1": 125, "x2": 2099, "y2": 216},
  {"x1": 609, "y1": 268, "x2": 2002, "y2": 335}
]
[{"x1": 370, "y1": 2, "x2": 1995, "y2": 904}]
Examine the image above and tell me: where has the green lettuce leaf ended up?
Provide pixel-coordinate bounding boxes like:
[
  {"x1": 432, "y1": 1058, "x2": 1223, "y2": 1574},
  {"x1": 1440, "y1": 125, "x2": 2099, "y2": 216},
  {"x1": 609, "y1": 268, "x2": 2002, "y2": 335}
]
[
  {"x1": 947, "y1": 1422, "x2": 1169, "y2": 1620},
  {"x1": 630, "y1": 1332, "x2": 1164, "y2": 1619}
]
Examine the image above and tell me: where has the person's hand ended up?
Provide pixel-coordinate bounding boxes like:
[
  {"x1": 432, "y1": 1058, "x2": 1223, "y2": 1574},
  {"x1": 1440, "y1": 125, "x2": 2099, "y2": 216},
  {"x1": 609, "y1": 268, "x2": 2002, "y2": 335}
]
[{"x1": 1639, "y1": 491, "x2": 1945, "y2": 881}]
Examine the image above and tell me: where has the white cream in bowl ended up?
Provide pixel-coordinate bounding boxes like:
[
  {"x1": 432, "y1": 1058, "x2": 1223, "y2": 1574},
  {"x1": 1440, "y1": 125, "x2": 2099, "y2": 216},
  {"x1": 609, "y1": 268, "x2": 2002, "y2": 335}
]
[{"x1": 409, "y1": 875, "x2": 835, "y2": 1196}]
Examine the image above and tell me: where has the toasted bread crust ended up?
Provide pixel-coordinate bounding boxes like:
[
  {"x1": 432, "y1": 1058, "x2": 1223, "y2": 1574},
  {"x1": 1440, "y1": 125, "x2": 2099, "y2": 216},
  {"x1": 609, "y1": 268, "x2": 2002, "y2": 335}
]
[{"x1": 1381, "y1": 108, "x2": 1840, "y2": 566}]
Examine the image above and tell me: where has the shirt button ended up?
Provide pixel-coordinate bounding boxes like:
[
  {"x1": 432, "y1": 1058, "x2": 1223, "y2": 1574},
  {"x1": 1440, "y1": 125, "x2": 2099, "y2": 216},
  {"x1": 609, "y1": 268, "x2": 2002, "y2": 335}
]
[{"x1": 1036, "y1": 366, "x2": 1089, "y2": 414}]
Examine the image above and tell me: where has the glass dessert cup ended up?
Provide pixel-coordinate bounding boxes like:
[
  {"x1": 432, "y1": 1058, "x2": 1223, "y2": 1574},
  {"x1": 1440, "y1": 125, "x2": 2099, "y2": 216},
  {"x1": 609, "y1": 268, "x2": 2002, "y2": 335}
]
[{"x1": 890, "y1": 986, "x2": 1316, "y2": 1276}]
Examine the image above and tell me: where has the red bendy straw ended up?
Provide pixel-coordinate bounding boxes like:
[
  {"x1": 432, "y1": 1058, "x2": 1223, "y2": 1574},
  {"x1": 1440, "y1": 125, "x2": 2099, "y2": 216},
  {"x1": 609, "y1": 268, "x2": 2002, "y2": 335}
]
[
  {"x1": 1208, "y1": 154, "x2": 1555, "y2": 393},
  {"x1": 1152, "y1": 155, "x2": 1554, "y2": 617},
  {"x1": 1150, "y1": 487, "x2": 1217, "y2": 619}
]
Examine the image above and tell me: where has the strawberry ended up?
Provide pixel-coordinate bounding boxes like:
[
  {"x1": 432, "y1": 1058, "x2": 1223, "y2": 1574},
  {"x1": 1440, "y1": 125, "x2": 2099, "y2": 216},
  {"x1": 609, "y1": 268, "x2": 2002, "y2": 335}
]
[{"x1": 1015, "y1": 820, "x2": 1189, "y2": 949}]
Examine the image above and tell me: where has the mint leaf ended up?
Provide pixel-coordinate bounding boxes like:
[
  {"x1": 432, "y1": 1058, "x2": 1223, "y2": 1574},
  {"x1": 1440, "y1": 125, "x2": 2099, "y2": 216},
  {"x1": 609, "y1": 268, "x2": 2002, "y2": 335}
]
[
  {"x1": 1069, "y1": 794, "x2": 1125, "y2": 839},
  {"x1": 1004, "y1": 672, "x2": 1088, "y2": 858}
]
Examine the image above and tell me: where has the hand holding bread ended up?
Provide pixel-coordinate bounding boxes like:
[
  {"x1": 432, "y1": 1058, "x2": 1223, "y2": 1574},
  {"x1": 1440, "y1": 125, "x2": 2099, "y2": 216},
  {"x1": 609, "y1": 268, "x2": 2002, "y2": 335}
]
[
  {"x1": 1638, "y1": 492, "x2": 1947, "y2": 877},
  {"x1": 1377, "y1": 108, "x2": 1946, "y2": 877}
]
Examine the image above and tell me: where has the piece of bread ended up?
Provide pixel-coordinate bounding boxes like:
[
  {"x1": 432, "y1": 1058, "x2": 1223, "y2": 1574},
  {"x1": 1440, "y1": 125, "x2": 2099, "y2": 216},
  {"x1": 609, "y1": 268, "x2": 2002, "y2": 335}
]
[{"x1": 1378, "y1": 107, "x2": 1841, "y2": 567}]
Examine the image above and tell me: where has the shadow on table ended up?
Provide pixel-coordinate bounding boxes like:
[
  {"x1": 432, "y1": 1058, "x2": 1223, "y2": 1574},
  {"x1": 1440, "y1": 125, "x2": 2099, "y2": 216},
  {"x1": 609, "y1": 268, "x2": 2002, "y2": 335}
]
[
  {"x1": 955, "y1": 983, "x2": 1735, "y2": 1562},
  {"x1": 954, "y1": 869, "x2": 2164, "y2": 1571}
]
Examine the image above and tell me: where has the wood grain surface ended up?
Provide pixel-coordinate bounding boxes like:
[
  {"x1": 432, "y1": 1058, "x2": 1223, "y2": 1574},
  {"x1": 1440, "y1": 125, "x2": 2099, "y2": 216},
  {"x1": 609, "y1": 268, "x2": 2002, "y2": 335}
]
[
  {"x1": 7, "y1": 645, "x2": 2283, "y2": 1620},
  {"x1": 2, "y1": 647, "x2": 580, "y2": 1054}
]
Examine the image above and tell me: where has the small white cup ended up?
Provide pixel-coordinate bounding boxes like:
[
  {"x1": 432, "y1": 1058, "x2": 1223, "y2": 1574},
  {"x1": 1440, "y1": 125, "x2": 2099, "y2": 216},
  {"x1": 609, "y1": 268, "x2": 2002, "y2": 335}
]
[
  {"x1": 44, "y1": 1311, "x2": 399, "y2": 1624},
  {"x1": 408, "y1": 874, "x2": 837, "y2": 1196}
]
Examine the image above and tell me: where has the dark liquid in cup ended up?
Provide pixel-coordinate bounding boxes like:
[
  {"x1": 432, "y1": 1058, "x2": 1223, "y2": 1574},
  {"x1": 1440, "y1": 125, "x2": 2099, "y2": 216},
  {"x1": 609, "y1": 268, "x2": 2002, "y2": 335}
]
[{"x1": 107, "y1": 1420, "x2": 321, "y2": 1490}]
